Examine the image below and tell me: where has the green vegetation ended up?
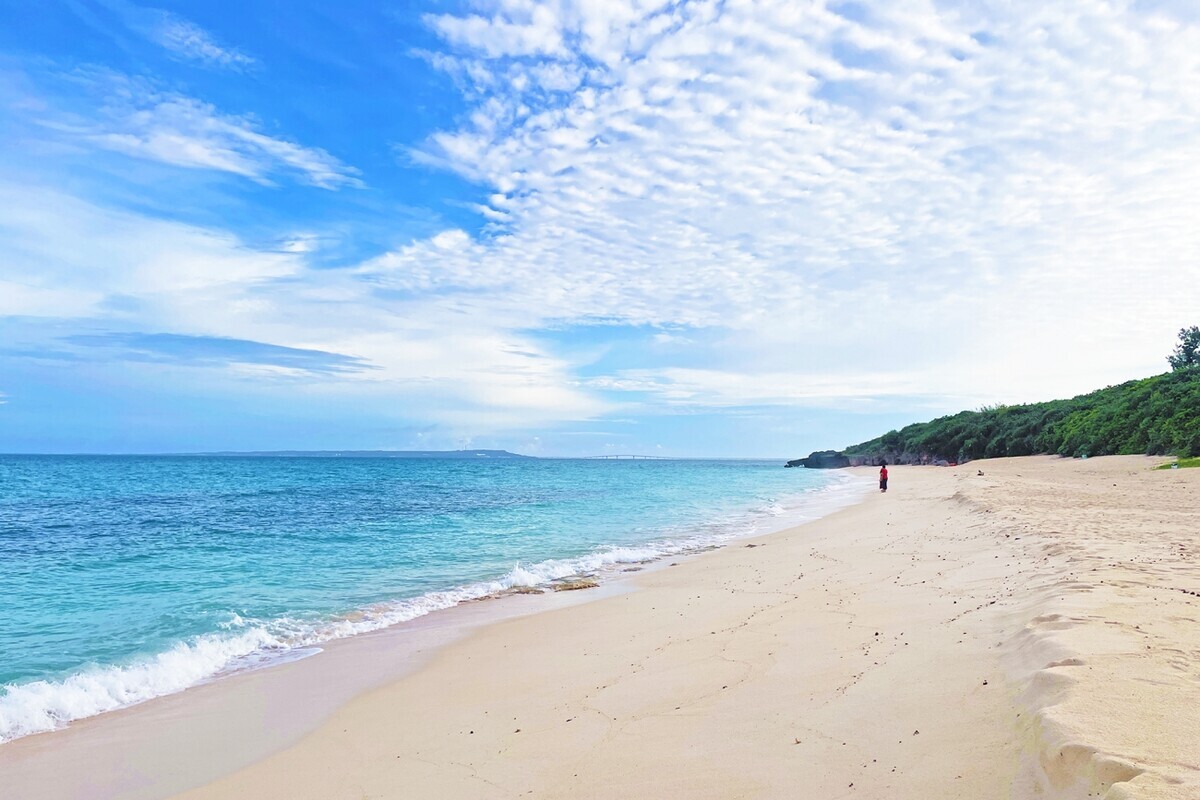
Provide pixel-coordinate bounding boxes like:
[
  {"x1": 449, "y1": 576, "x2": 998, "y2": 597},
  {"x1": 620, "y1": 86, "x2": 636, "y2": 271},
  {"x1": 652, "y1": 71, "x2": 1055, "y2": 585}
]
[
  {"x1": 1167, "y1": 325, "x2": 1200, "y2": 371},
  {"x1": 1156, "y1": 457, "x2": 1200, "y2": 470},
  {"x1": 845, "y1": 367, "x2": 1200, "y2": 463}
]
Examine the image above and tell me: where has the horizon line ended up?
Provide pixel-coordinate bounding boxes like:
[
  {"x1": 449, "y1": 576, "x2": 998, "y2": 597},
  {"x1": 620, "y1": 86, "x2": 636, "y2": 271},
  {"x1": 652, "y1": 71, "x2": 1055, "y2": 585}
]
[{"x1": 0, "y1": 449, "x2": 801, "y2": 461}]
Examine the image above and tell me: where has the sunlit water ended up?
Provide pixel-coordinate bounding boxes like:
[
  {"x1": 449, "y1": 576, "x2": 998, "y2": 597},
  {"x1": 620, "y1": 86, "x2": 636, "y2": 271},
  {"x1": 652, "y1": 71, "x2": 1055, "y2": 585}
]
[{"x1": 0, "y1": 455, "x2": 862, "y2": 741}]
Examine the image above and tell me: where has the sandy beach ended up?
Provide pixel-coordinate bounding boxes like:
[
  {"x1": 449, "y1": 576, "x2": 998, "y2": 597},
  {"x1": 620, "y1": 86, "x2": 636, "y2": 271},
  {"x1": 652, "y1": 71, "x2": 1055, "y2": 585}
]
[{"x1": 4, "y1": 455, "x2": 1198, "y2": 799}]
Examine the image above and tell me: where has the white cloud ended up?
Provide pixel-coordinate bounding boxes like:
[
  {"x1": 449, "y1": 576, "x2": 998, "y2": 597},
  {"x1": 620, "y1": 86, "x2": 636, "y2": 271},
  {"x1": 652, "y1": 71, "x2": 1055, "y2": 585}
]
[
  {"x1": 0, "y1": 183, "x2": 606, "y2": 429},
  {"x1": 373, "y1": 0, "x2": 1200, "y2": 407},
  {"x1": 24, "y1": 71, "x2": 361, "y2": 189},
  {"x1": 424, "y1": 5, "x2": 567, "y2": 58},
  {"x1": 149, "y1": 14, "x2": 255, "y2": 68},
  {"x1": 101, "y1": 2, "x2": 254, "y2": 69},
  {"x1": 0, "y1": 184, "x2": 296, "y2": 308},
  {"x1": 586, "y1": 367, "x2": 931, "y2": 407},
  {"x1": 278, "y1": 234, "x2": 322, "y2": 253},
  {"x1": 10, "y1": 0, "x2": 1200, "y2": 447},
  {"x1": 80, "y1": 92, "x2": 361, "y2": 188}
]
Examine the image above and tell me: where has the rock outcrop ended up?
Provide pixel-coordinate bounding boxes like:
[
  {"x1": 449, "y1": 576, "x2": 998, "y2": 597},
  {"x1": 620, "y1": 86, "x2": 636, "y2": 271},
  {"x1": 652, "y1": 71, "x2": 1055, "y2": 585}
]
[
  {"x1": 552, "y1": 577, "x2": 600, "y2": 592},
  {"x1": 787, "y1": 450, "x2": 851, "y2": 469}
]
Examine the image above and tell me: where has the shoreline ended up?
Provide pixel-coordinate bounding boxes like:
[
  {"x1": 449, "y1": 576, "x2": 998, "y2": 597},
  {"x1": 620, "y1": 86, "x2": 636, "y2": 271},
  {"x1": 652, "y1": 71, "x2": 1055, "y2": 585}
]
[
  {"x1": 0, "y1": 465, "x2": 863, "y2": 747},
  {"x1": 4, "y1": 456, "x2": 1197, "y2": 798},
  {"x1": 171, "y1": 460, "x2": 1026, "y2": 799},
  {"x1": 0, "y1": 575, "x2": 637, "y2": 800},
  {"x1": 0, "y1": 471, "x2": 869, "y2": 799}
]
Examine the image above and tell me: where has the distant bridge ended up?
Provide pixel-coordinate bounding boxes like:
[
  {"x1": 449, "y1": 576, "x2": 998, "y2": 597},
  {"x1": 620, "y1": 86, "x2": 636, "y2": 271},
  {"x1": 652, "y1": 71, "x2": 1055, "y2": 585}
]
[{"x1": 581, "y1": 454, "x2": 672, "y2": 460}]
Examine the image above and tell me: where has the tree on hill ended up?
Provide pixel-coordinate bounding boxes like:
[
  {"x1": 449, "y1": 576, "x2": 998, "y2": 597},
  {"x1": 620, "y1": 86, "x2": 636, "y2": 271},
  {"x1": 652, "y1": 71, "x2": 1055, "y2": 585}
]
[{"x1": 1168, "y1": 326, "x2": 1200, "y2": 370}]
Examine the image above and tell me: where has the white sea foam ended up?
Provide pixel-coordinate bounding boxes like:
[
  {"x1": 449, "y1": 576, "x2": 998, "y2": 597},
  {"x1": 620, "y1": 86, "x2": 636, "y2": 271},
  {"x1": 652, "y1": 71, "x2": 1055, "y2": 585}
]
[
  {"x1": 0, "y1": 626, "x2": 286, "y2": 742},
  {"x1": 0, "y1": 471, "x2": 871, "y2": 743}
]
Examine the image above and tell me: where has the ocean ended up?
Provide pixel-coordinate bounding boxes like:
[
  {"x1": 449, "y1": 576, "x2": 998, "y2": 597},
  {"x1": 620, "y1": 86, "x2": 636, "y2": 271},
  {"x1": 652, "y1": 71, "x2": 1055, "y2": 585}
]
[{"x1": 0, "y1": 455, "x2": 861, "y2": 742}]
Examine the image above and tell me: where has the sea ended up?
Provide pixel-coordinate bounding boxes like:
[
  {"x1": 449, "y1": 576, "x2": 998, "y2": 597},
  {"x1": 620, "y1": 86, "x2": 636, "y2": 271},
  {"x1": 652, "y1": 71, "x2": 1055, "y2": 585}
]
[{"x1": 0, "y1": 454, "x2": 863, "y2": 743}]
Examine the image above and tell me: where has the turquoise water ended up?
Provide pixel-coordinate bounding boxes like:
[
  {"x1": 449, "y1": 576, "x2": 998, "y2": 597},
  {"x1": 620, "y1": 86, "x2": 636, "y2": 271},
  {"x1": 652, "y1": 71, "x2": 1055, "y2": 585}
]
[{"x1": 0, "y1": 455, "x2": 858, "y2": 741}]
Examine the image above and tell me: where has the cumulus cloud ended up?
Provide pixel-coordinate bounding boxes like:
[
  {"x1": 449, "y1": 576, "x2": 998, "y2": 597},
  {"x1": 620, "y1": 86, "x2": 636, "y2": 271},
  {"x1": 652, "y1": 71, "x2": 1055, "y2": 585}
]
[
  {"x1": 425, "y1": 4, "x2": 567, "y2": 58},
  {"x1": 374, "y1": 0, "x2": 1200, "y2": 409}
]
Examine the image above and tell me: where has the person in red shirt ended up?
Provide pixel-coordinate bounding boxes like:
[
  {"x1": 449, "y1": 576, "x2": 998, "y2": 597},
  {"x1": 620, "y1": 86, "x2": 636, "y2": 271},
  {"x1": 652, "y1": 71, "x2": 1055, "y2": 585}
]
[{"x1": 879, "y1": 462, "x2": 889, "y2": 493}]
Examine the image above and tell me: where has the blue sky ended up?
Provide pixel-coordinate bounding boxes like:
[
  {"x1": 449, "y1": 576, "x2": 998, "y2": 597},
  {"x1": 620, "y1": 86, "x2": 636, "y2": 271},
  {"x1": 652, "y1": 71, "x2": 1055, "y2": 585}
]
[{"x1": 2, "y1": 0, "x2": 1199, "y2": 456}]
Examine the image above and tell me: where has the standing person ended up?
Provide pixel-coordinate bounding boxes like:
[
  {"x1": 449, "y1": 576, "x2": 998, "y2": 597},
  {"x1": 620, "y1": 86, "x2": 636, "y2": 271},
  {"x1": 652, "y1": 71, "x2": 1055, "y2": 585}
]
[{"x1": 879, "y1": 461, "x2": 888, "y2": 493}]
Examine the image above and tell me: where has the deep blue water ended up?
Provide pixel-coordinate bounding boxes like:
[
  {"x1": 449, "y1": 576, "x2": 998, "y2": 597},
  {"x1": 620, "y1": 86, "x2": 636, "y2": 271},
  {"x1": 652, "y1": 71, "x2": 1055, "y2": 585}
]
[{"x1": 0, "y1": 455, "x2": 857, "y2": 741}]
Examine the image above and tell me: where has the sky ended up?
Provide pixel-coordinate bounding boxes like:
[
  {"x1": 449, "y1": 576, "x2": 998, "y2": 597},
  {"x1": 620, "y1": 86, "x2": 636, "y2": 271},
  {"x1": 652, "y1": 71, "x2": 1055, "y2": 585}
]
[{"x1": 1, "y1": 0, "x2": 1199, "y2": 456}]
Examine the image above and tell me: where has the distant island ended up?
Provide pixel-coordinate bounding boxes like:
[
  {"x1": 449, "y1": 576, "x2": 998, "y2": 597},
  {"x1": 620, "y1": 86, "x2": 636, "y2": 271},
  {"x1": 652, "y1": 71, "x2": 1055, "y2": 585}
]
[{"x1": 198, "y1": 449, "x2": 535, "y2": 459}]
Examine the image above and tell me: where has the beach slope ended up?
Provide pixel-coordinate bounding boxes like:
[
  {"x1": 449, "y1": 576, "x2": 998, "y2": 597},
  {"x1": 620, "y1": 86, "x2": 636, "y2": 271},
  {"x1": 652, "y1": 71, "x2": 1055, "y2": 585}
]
[
  {"x1": 180, "y1": 461, "x2": 1022, "y2": 798},
  {"x1": 177, "y1": 455, "x2": 1198, "y2": 799}
]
